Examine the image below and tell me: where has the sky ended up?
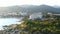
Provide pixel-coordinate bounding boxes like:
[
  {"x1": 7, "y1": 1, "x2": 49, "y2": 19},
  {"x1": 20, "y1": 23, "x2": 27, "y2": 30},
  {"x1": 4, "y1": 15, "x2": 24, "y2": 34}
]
[{"x1": 0, "y1": 0, "x2": 60, "y2": 7}]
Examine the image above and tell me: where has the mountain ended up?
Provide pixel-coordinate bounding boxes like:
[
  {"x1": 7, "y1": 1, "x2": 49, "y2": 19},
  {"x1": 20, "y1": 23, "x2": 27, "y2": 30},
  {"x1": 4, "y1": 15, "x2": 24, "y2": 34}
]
[
  {"x1": 0, "y1": 5, "x2": 60, "y2": 17},
  {"x1": 0, "y1": 5, "x2": 60, "y2": 13},
  {"x1": 7, "y1": 5, "x2": 60, "y2": 13},
  {"x1": 18, "y1": 5, "x2": 60, "y2": 13}
]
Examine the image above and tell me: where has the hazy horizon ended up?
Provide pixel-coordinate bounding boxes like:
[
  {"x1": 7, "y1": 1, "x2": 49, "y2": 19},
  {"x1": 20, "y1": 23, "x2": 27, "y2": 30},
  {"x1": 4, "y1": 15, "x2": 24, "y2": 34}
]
[{"x1": 0, "y1": 0, "x2": 60, "y2": 7}]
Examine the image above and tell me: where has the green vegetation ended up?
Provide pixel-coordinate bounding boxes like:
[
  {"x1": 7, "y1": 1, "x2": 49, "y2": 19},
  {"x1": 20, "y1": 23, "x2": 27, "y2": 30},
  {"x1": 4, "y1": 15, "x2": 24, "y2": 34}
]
[
  {"x1": 15, "y1": 15, "x2": 60, "y2": 34},
  {"x1": 2, "y1": 13, "x2": 60, "y2": 34}
]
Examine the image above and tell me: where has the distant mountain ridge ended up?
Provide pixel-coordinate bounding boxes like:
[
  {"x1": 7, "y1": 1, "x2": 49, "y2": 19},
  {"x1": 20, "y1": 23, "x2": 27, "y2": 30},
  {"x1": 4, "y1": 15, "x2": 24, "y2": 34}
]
[
  {"x1": 0, "y1": 5, "x2": 60, "y2": 17},
  {"x1": 0, "y1": 5, "x2": 60, "y2": 13}
]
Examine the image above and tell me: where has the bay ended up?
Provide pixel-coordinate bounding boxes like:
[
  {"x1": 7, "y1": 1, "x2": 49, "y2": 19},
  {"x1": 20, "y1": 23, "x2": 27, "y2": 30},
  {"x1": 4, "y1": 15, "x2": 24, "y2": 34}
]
[{"x1": 0, "y1": 18, "x2": 22, "y2": 30}]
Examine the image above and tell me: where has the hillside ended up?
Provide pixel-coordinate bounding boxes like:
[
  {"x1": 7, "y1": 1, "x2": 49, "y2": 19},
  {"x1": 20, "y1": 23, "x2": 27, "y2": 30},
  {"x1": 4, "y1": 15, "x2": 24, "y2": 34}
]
[{"x1": 0, "y1": 5, "x2": 60, "y2": 17}]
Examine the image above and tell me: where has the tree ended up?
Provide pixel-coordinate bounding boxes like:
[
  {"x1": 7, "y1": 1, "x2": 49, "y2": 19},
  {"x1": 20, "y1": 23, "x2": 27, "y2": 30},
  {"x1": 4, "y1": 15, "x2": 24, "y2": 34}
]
[
  {"x1": 3, "y1": 13, "x2": 60, "y2": 34},
  {"x1": 16, "y1": 14, "x2": 60, "y2": 34}
]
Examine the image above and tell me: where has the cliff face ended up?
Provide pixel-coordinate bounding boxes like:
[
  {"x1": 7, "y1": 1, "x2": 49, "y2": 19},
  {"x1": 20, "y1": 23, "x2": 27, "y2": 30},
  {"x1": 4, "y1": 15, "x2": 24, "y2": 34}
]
[
  {"x1": 0, "y1": 29, "x2": 41, "y2": 34},
  {"x1": 0, "y1": 29, "x2": 29, "y2": 34}
]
